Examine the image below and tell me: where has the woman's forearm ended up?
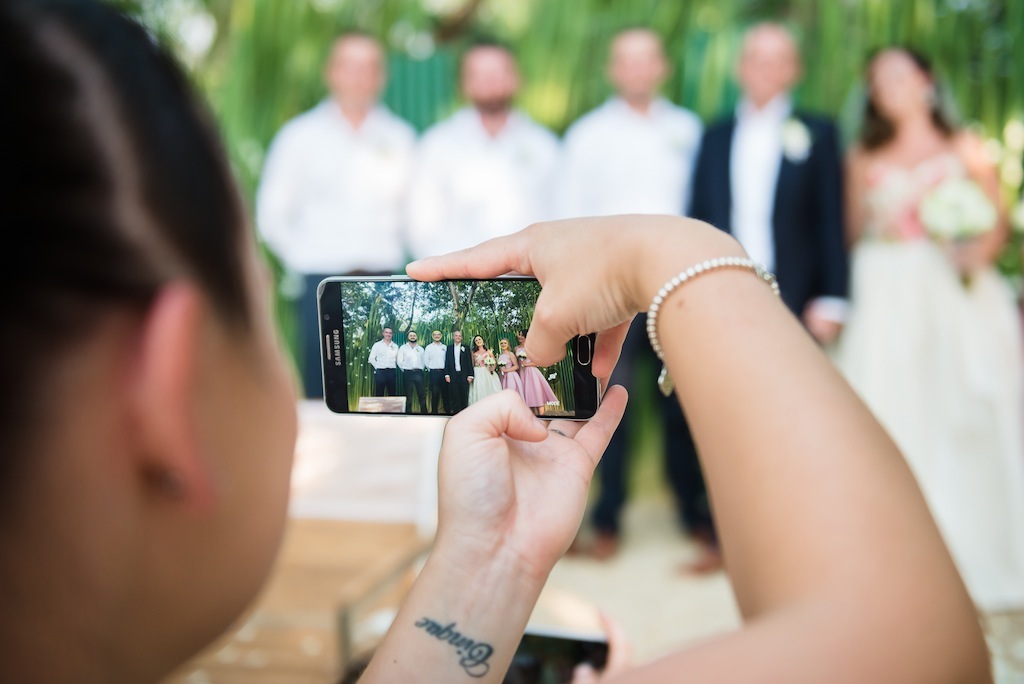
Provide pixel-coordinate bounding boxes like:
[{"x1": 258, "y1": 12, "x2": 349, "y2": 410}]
[
  {"x1": 402, "y1": 216, "x2": 992, "y2": 683},
  {"x1": 627, "y1": 236, "x2": 989, "y2": 681},
  {"x1": 360, "y1": 547, "x2": 543, "y2": 683}
]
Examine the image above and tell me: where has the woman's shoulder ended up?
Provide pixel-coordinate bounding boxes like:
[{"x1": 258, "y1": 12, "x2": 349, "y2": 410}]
[
  {"x1": 950, "y1": 130, "x2": 990, "y2": 175},
  {"x1": 845, "y1": 144, "x2": 876, "y2": 181}
]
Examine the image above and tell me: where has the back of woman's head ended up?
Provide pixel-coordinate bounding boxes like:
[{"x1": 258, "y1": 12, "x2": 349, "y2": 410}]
[{"x1": 1, "y1": 0, "x2": 250, "y2": 497}]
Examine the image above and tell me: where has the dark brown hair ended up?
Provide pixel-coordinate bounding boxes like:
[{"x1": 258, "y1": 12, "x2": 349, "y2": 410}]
[
  {"x1": 1, "y1": 0, "x2": 251, "y2": 492},
  {"x1": 860, "y1": 47, "x2": 955, "y2": 150}
]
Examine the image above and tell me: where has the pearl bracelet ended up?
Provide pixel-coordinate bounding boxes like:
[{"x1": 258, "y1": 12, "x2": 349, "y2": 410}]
[{"x1": 646, "y1": 256, "x2": 781, "y2": 396}]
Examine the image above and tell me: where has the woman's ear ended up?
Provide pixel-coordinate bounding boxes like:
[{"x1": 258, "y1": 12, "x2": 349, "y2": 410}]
[{"x1": 129, "y1": 282, "x2": 216, "y2": 513}]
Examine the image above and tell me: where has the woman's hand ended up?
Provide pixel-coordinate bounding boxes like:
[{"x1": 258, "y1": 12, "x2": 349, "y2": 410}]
[
  {"x1": 362, "y1": 388, "x2": 627, "y2": 683},
  {"x1": 408, "y1": 216, "x2": 743, "y2": 379},
  {"x1": 947, "y1": 236, "x2": 993, "y2": 276},
  {"x1": 432, "y1": 388, "x2": 627, "y2": 585},
  {"x1": 570, "y1": 612, "x2": 632, "y2": 684}
]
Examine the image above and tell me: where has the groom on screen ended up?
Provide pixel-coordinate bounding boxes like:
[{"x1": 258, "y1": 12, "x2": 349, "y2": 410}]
[{"x1": 443, "y1": 330, "x2": 473, "y2": 414}]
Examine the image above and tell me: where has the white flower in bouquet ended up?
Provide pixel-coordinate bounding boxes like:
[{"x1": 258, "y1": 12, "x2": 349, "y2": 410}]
[
  {"x1": 484, "y1": 356, "x2": 496, "y2": 367},
  {"x1": 781, "y1": 118, "x2": 812, "y2": 162},
  {"x1": 516, "y1": 349, "x2": 528, "y2": 360},
  {"x1": 919, "y1": 178, "x2": 997, "y2": 241},
  {"x1": 496, "y1": 358, "x2": 508, "y2": 368}
]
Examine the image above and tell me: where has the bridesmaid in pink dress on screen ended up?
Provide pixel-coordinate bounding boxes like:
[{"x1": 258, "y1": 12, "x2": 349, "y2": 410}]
[
  {"x1": 514, "y1": 329, "x2": 558, "y2": 415},
  {"x1": 496, "y1": 339, "x2": 526, "y2": 400}
]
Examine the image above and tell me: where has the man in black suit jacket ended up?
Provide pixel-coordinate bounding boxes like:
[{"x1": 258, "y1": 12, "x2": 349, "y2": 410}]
[
  {"x1": 690, "y1": 23, "x2": 847, "y2": 328},
  {"x1": 672, "y1": 23, "x2": 848, "y2": 572},
  {"x1": 443, "y1": 330, "x2": 474, "y2": 414}
]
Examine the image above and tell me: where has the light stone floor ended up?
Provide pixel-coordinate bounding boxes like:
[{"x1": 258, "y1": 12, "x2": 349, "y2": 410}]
[{"x1": 290, "y1": 400, "x2": 1024, "y2": 681}]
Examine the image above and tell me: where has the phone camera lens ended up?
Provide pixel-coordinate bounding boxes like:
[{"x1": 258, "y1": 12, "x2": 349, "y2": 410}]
[{"x1": 324, "y1": 314, "x2": 330, "y2": 320}]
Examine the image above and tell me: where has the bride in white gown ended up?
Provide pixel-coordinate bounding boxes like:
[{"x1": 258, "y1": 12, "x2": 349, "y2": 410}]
[
  {"x1": 838, "y1": 47, "x2": 1024, "y2": 612},
  {"x1": 467, "y1": 335, "x2": 502, "y2": 405}
]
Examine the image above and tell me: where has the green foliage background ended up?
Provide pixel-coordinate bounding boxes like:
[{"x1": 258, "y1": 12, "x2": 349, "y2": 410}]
[
  {"x1": 118, "y1": 0, "x2": 1024, "y2": 355},
  {"x1": 128, "y1": 0, "x2": 1024, "y2": 193},
  {"x1": 113, "y1": 0, "x2": 1024, "y2": 498}
]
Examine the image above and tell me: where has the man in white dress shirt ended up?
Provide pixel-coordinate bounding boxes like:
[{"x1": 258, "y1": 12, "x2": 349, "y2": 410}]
[
  {"x1": 559, "y1": 29, "x2": 704, "y2": 563},
  {"x1": 407, "y1": 43, "x2": 559, "y2": 259},
  {"x1": 397, "y1": 330, "x2": 427, "y2": 414},
  {"x1": 423, "y1": 330, "x2": 448, "y2": 414},
  {"x1": 368, "y1": 327, "x2": 399, "y2": 397},
  {"x1": 256, "y1": 33, "x2": 416, "y2": 398},
  {"x1": 558, "y1": 28, "x2": 702, "y2": 217}
]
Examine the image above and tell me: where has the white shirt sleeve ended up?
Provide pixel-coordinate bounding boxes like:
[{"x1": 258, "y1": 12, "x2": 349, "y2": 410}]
[
  {"x1": 680, "y1": 115, "x2": 704, "y2": 216},
  {"x1": 407, "y1": 131, "x2": 451, "y2": 260},
  {"x1": 255, "y1": 124, "x2": 303, "y2": 266},
  {"x1": 532, "y1": 131, "x2": 562, "y2": 224},
  {"x1": 554, "y1": 125, "x2": 591, "y2": 220}
]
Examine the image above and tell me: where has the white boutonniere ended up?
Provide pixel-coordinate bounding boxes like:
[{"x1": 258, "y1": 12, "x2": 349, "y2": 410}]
[{"x1": 781, "y1": 118, "x2": 812, "y2": 163}]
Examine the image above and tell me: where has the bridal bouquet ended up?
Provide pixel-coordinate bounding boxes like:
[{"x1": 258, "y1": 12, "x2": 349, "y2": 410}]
[
  {"x1": 919, "y1": 178, "x2": 998, "y2": 286},
  {"x1": 484, "y1": 356, "x2": 496, "y2": 372},
  {"x1": 919, "y1": 178, "x2": 997, "y2": 241}
]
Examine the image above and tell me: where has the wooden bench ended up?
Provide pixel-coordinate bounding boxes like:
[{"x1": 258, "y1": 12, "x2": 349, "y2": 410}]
[{"x1": 164, "y1": 518, "x2": 430, "y2": 684}]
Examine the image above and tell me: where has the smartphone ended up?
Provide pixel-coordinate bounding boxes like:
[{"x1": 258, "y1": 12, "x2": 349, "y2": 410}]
[
  {"x1": 505, "y1": 625, "x2": 609, "y2": 684},
  {"x1": 317, "y1": 276, "x2": 600, "y2": 419}
]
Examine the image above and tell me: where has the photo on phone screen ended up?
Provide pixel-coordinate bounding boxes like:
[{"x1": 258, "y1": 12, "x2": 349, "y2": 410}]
[
  {"x1": 318, "y1": 276, "x2": 600, "y2": 419},
  {"x1": 505, "y1": 626, "x2": 609, "y2": 684}
]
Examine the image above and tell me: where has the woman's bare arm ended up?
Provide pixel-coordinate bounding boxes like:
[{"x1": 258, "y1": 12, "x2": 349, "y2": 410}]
[
  {"x1": 955, "y1": 131, "x2": 1008, "y2": 266},
  {"x1": 409, "y1": 216, "x2": 991, "y2": 683},
  {"x1": 844, "y1": 146, "x2": 868, "y2": 246}
]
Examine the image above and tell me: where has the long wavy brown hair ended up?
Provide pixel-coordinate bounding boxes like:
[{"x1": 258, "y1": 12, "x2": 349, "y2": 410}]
[{"x1": 860, "y1": 47, "x2": 955, "y2": 151}]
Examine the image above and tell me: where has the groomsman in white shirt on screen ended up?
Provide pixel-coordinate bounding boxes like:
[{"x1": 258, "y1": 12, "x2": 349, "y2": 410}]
[
  {"x1": 423, "y1": 330, "x2": 448, "y2": 414},
  {"x1": 558, "y1": 28, "x2": 704, "y2": 563},
  {"x1": 407, "y1": 42, "x2": 560, "y2": 259},
  {"x1": 397, "y1": 330, "x2": 427, "y2": 414},
  {"x1": 256, "y1": 33, "x2": 415, "y2": 399},
  {"x1": 368, "y1": 327, "x2": 399, "y2": 397}
]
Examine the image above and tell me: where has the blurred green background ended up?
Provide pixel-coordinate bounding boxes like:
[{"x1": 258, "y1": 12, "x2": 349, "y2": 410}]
[
  {"x1": 116, "y1": 0, "x2": 1024, "y2": 288},
  {"x1": 113, "y1": 0, "x2": 1024, "y2": 501},
  {"x1": 118, "y1": 0, "x2": 1024, "y2": 197}
]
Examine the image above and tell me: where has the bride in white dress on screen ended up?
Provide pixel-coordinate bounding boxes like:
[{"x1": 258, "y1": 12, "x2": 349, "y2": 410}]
[
  {"x1": 838, "y1": 48, "x2": 1024, "y2": 612},
  {"x1": 467, "y1": 336, "x2": 502, "y2": 405}
]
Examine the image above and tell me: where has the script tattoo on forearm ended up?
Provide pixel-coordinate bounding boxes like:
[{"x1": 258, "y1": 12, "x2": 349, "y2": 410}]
[{"x1": 414, "y1": 617, "x2": 494, "y2": 678}]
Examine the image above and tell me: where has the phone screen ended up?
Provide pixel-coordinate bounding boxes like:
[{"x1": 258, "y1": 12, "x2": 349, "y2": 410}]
[
  {"x1": 505, "y1": 628, "x2": 609, "y2": 684},
  {"x1": 318, "y1": 276, "x2": 599, "y2": 419}
]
